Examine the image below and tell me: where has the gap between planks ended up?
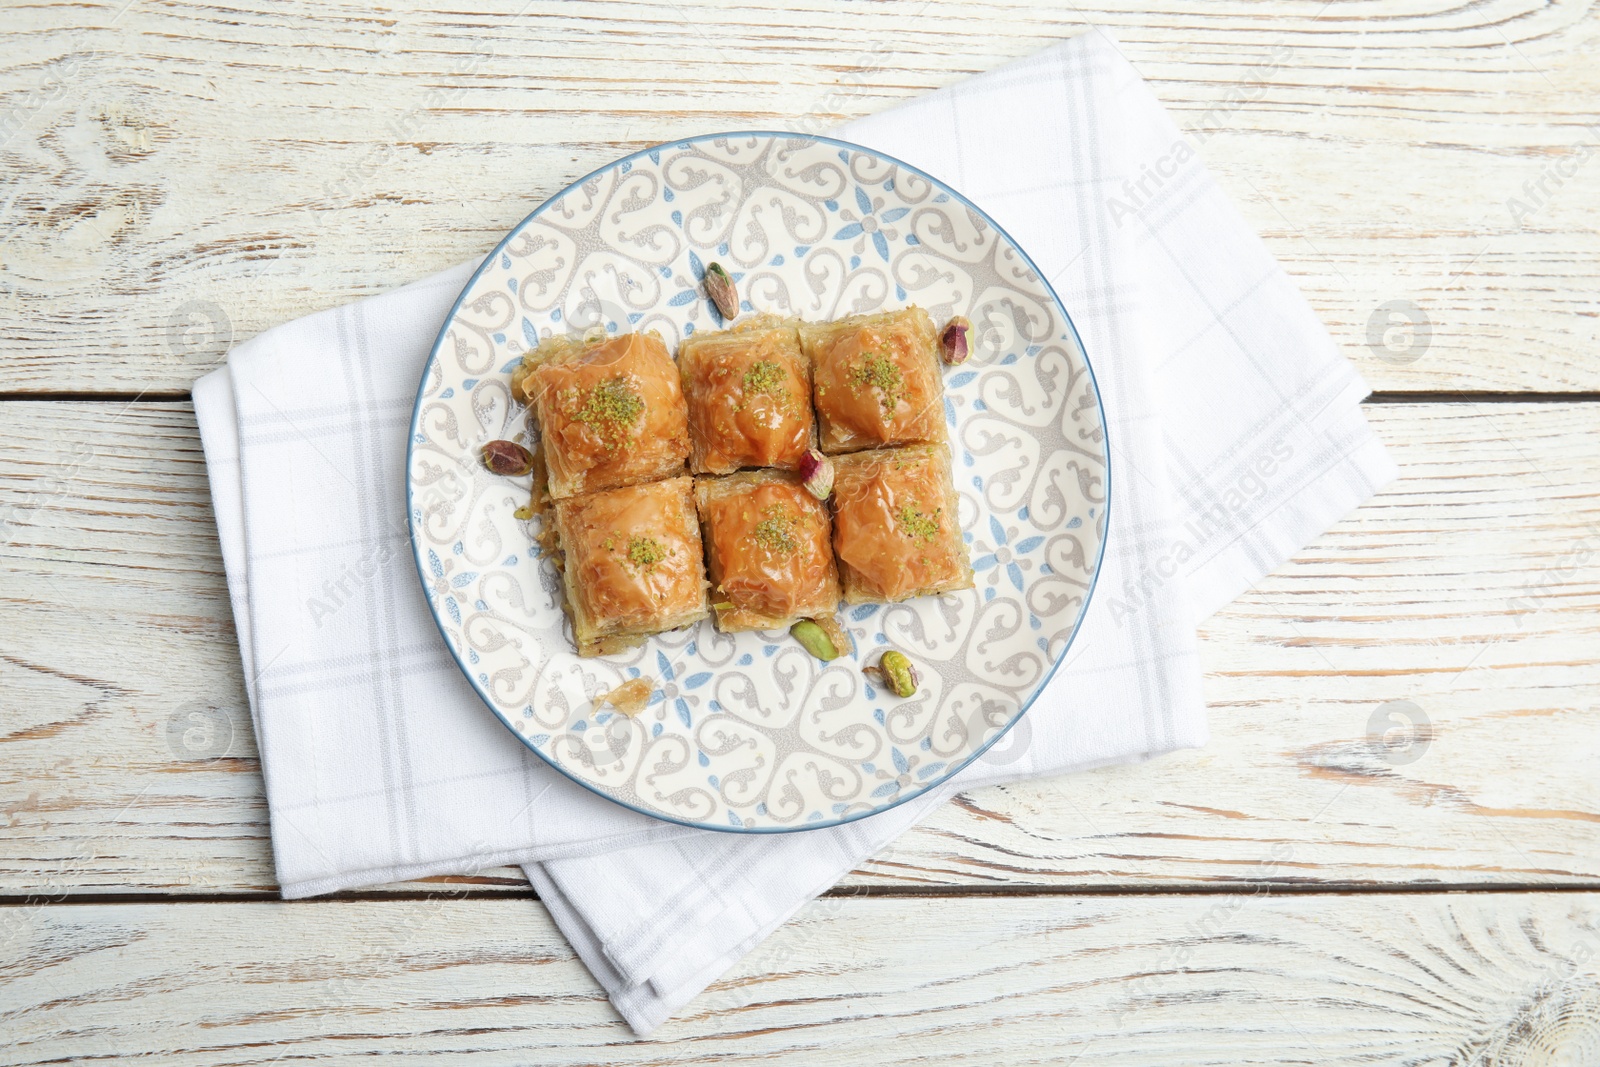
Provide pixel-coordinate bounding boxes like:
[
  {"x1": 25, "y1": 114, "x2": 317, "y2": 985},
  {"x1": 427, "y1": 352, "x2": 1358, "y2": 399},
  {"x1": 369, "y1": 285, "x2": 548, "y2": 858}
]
[{"x1": 8, "y1": 882, "x2": 1600, "y2": 907}]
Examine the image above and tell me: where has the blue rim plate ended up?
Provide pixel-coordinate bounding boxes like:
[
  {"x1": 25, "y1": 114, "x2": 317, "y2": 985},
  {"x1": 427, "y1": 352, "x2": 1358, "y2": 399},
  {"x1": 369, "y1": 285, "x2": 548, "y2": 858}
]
[{"x1": 406, "y1": 131, "x2": 1110, "y2": 833}]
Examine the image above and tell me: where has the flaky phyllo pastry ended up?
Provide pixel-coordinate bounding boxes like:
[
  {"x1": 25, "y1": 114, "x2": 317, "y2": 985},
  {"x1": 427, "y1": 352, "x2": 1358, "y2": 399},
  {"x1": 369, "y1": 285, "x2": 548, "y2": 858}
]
[
  {"x1": 516, "y1": 311, "x2": 967, "y2": 656},
  {"x1": 801, "y1": 307, "x2": 946, "y2": 455},
  {"x1": 678, "y1": 317, "x2": 816, "y2": 474},
  {"x1": 517, "y1": 330, "x2": 690, "y2": 500},
  {"x1": 694, "y1": 470, "x2": 840, "y2": 633},
  {"x1": 831, "y1": 444, "x2": 973, "y2": 604},
  {"x1": 552, "y1": 477, "x2": 709, "y2": 656}
]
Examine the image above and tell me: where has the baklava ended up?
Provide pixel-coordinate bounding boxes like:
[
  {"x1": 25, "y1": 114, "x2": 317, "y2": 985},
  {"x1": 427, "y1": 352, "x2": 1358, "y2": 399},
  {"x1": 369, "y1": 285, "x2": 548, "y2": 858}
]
[
  {"x1": 522, "y1": 331, "x2": 691, "y2": 499},
  {"x1": 694, "y1": 470, "x2": 840, "y2": 632},
  {"x1": 801, "y1": 307, "x2": 946, "y2": 455},
  {"x1": 552, "y1": 476, "x2": 709, "y2": 656},
  {"x1": 678, "y1": 318, "x2": 815, "y2": 474},
  {"x1": 831, "y1": 444, "x2": 973, "y2": 604}
]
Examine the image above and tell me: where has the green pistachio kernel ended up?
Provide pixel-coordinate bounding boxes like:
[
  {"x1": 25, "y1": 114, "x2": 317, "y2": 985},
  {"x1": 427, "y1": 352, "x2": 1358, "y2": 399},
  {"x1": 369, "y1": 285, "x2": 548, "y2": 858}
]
[{"x1": 790, "y1": 619, "x2": 840, "y2": 661}]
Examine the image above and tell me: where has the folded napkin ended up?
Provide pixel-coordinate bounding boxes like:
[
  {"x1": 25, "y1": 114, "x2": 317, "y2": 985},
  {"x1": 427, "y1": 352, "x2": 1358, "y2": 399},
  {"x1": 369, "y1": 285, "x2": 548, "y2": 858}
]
[
  {"x1": 194, "y1": 29, "x2": 1395, "y2": 1035},
  {"x1": 514, "y1": 32, "x2": 1396, "y2": 1031}
]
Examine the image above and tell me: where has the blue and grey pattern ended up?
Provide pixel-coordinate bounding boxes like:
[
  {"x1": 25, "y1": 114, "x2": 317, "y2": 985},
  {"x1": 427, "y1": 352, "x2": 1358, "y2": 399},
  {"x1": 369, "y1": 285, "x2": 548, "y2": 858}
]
[{"x1": 407, "y1": 132, "x2": 1109, "y2": 833}]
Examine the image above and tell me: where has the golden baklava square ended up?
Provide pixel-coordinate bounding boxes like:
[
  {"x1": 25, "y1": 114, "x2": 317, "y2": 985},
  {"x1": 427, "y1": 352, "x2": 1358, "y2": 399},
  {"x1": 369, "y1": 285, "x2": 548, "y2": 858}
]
[
  {"x1": 678, "y1": 318, "x2": 815, "y2": 474},
  {"x1": 801, "y1": 307, "x2": 946, "y2": 455},
  {"x1": 521, "y1": 331, "x2": 690, "y2": 499},
  {"x1": 831, "y1": 444, "x2": 972, "y2": 604},
  {"x1": 694, "y1": 470, "x2": 840, "y2": 632},
  {"x1": 552, "y1": 477, "x2": 709, "y2": 656}
]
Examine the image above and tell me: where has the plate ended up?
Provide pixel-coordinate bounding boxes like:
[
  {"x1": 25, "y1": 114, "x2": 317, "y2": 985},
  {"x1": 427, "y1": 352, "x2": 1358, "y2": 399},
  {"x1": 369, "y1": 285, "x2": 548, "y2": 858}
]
[{"x1": 406, "y1": 132, "x2": 1109, "y2": 833}]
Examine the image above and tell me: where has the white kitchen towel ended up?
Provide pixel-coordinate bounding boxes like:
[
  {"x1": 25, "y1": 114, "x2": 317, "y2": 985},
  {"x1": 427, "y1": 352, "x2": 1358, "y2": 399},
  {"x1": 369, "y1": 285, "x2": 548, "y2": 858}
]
[
  {"x1": 192, "y1": 28, "x2": 1395, "y2": 1035},
  {"x1": 511, "y1": 31, "x2": 1396, "y2": 1033},
  {"x1": 194, "y1": 269, "x2": 701, "y2": 899}
]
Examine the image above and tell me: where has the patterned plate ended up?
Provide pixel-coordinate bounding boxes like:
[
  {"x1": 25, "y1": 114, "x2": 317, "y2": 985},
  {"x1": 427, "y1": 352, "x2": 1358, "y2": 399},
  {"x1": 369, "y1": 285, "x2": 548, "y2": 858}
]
[{"x1": 406, "y1": 132, "x2": 1109, "y2": 833}]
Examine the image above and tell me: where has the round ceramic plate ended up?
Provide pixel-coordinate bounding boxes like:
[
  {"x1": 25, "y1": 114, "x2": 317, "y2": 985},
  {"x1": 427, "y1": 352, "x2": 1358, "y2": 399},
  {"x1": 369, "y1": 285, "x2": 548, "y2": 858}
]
[{"x1": 406, "y1": 132, "x2": 1109, "y2": 833}]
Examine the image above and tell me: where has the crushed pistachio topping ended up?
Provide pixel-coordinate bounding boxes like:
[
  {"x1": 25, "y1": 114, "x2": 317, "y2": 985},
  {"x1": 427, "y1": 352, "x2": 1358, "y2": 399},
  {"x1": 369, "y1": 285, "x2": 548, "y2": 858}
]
[
  {"x1": 751, "y1": 505, "x2": 799, "y2": 553},
  {"x1": 742, "y1": 359, "x2": 787, "y2": 397},
  {"x1": 737, "y1": 357, "x2": 792, "y2": 415},
  {"x1": 626, "y1": 535, "x2": 667, "y2": 570},
  {"x1": 573, "y1": 377, "x2": 644, "y2": 449},
  {"x1": 849, "y1": 351, "x2": 903, "y2": 414},
  {"x1": 895, "y1": 502, "x2": 941, "y2": 542}
]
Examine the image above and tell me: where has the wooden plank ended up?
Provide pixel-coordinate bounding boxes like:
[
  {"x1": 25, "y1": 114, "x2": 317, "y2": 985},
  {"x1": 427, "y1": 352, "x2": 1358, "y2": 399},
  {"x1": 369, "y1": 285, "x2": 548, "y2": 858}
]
[
  {"x1": 2, "y1": 1, "x2": 1598, "y2": 392},
  {"x1": 2, "y1": 399, "x2": 1596, "y2": 896},
  {"x1": 4, "y1": 893, "x2": 1600, "y2": 1062}
]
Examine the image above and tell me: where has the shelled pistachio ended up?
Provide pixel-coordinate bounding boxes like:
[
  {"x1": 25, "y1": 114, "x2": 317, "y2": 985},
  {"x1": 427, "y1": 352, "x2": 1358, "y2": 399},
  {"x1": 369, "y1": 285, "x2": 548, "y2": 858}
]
[
  {"x1": 798, "y1": 448, "x2": 834, "y2": 501},
  {"x1": 704, "y1": 262, "x2": 739, "y2": 320},
  {"x1": 790, "y1": 619, "x2": 841, "y2": 661},
  {"x1": 940, "y1": 315, "x2": 972, "y2": 366},
  {"x1": 865, "y1": 650, "x2": 919, "y2": 698},
  {"x1": 482, "y1": 440, "x2": 535, "y2": 476}
]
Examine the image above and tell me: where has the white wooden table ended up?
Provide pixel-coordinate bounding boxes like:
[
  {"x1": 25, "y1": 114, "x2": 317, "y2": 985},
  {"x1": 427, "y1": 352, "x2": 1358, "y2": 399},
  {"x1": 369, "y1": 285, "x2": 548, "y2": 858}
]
[{"x1": 4, "y1": 2, "x2": 1599, "y2": 1062}]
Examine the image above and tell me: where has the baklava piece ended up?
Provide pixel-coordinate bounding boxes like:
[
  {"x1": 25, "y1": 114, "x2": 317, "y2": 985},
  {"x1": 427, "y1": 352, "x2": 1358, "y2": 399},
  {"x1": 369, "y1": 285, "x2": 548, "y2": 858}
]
[
  {"x1": 831, "y1": 444, "x2": 972, "y2": 604},
  {"x1": 522, "y1": 331, "x2": 690, "y2": 499},
  {"x1": 553, "y1": 477, "x2": 709, "y2": 656},
  {"x1": 694, "y1": 470, "x2": 840, "y2": 632},
  {"x1": 801, "y1": 307, "x2": 946, "y2": 455},
  {"x1": 678, "y1": 318, "x2": 815, "y2": 474}
]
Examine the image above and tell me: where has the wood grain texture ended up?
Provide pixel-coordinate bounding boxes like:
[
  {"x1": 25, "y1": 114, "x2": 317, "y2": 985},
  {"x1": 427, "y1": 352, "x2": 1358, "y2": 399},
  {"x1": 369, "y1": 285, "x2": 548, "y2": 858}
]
[
  {"x1": 4, "y1": 893, "x2": 1600, "y2": 1063},
  {"x1": 2, "y1": 400, "x2": 1596, "y2": 896},
  {"x1": 5, "y1": 2, "x2": 1598, "y2": 1054},
  {"x1": 3, "y1": 0, "x2": 1599, "y2": 393}
]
